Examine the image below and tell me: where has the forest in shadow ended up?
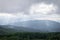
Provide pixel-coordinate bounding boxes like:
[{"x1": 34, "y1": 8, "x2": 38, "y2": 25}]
[{"x1": 0, "y1": 32, "x2": 60, "y2": 40}]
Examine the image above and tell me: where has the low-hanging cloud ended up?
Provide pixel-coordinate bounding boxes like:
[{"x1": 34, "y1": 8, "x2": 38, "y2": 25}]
[
  {"x1": 0, "y1": 13, "x2": 17, "y2": 25},
  {"x1": 0, "y1": 0, "x2": 60, "y2": 25}
]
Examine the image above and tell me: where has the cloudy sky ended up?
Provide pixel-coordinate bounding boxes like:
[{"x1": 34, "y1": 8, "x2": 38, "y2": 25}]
[{"x1": 0, "y1": 0, "x2": 60, "y2": 25}]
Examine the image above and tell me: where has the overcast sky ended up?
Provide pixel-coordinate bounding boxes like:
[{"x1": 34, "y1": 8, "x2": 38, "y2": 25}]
[{"x1": 0, "y1": 0, "x2": 60, "y2": 25}]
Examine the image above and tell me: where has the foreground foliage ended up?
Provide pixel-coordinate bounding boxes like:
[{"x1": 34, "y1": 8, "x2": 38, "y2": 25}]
[{"x1": 0, "y1": 32, "x2": 60, "y2": 40}]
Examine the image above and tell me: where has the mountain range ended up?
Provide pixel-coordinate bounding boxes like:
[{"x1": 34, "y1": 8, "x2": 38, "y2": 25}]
[{"x1": 0, "y1": 20, "x2": 60, "y2": 34}]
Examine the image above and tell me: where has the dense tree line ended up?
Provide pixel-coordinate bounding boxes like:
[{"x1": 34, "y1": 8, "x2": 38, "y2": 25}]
[{"x1": 0, "y1": 32, "x2": 60, "y2": 40}]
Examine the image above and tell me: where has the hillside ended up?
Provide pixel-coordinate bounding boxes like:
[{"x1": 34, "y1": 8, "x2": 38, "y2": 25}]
[{"x1": 13, "y1": 20, "x2": 60, "y2": 32}]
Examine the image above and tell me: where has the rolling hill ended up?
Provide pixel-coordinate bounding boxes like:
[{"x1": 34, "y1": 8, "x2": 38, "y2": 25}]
[
  {"x1": 13, "y1": 20, "x2": 60, "y2": 32},
  {"x1": 0, "y1": 20, "x2": 60, "y2": 33}
]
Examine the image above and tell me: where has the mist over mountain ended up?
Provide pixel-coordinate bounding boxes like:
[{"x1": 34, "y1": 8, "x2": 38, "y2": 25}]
[
  {"x1": 0, "y1": 25, "x2": 18, "y2": 35},
  {"x1": 0, "y1": 20, "x2": 60, "y2": 32},
  {"x1": 11, "y1": 20, "x2": 60, "y2": 32}
]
